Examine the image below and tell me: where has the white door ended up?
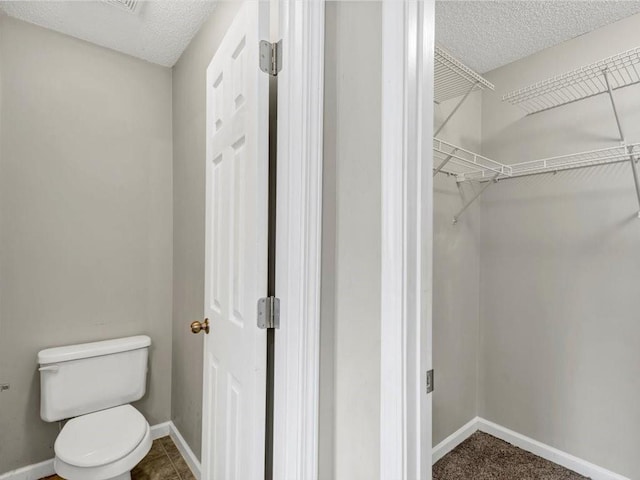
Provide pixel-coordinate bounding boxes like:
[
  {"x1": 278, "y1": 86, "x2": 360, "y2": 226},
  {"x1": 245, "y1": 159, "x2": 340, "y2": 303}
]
[{"x1": 201, "y1": 2, "x2": 269, "y2": 480}]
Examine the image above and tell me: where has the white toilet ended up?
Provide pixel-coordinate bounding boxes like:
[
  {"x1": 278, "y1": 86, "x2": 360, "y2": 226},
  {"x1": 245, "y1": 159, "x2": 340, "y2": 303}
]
[{"x1": 38, "y1": 335, "x2": 153, "y2": 480}]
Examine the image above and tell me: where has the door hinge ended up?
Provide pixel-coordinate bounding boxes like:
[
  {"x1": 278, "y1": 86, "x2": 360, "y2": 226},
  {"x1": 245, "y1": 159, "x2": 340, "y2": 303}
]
[
  {"x1": 257, "y1": 296, "x2": 280, "y2": 329},
  {"x1": 426, "y1": 369, "x2": 434, "y2": 394},
  {"x1": 259, "y1": 40, "x2": 282, "y2": 76}
]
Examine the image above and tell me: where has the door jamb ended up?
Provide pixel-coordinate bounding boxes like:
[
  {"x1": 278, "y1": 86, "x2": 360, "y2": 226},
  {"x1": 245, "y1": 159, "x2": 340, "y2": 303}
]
[
  {"x1": 380, "y1": 1, "x2": 435, "y2": 478},
  {"x1": 272, "y1": 1, "x2": 325, "y2": 479}
]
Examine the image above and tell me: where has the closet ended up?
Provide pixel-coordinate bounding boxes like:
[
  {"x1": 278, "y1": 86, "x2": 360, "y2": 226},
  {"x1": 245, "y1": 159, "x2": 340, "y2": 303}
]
[
  {"x1": 432, "y1": 5, "x2": 640, "y2": 480},
  {"x1": 434, "y1": 45, "x2": 640, "y2": 221}
]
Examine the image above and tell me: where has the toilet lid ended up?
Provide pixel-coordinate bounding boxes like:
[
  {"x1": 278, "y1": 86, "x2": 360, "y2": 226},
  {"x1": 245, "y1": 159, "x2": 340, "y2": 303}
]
[{"x1": 55, "y1": 405, "x2": 148, "y2": 468}]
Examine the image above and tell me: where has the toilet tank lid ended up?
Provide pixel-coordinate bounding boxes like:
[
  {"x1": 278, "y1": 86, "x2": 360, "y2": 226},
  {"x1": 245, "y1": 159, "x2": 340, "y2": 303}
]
[{"x1": 38, "y1": 335, "x2": 151, "y2": 365}]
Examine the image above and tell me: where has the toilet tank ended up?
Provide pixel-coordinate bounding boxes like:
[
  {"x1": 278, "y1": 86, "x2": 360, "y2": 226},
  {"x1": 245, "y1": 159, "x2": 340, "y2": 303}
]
[{"x1": 38, "y1": 335, "x2": 151, "y2": 422}]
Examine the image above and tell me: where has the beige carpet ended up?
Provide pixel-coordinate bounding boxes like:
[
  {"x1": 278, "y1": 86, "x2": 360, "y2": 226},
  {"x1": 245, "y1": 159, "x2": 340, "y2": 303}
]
[{"x1": 433, "y1": 432, "x2": 590, "y2": 480}]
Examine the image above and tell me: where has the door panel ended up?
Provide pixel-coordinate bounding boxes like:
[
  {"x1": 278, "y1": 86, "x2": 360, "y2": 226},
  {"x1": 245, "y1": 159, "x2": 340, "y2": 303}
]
[{"x1": 202, "y1": 3, "x2": 269, "y2": 479}]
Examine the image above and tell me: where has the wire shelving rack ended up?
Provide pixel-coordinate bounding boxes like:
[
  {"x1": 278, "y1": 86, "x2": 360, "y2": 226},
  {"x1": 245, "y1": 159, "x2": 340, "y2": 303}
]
[
  {"x1": 436, "y1": 142, "x2": 640, "y2": 183},
  {"x1": 434, "y1": 138, "x2": 640, "y2": 222},
  {"x1": 435, "y1": 45, "x2": 495, "y2": 104},
  {"x1": 508, "y1": 144, "x2": 640, "y2": 178},
  {"x1": 434, "y1": 45, "x2": 640, "y2": 222},
  {"x1": 433, "y1": 138, "x2": 511, "y2": 181},
  {"x1": 502, "y1": 46, "x2": 640, "y2": 115},
  {"x1": 434, "y1": 45, "x2": 494, "y2": 137}
]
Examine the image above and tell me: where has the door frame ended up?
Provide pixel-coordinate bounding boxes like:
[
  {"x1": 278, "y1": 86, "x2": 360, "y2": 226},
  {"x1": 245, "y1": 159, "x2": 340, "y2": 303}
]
[
  {"x1": 380, "y1": 1, "x2": 435, "y2": 479},
  {"x1": 272, "y1": 0, "x2": 325, "y2": 479},
  {"x1": 270, "y1": 1, "x2": 435, "y2": 478}
]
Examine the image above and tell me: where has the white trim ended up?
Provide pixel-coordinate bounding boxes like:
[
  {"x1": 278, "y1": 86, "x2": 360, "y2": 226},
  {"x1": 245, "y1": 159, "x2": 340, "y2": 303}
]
[
  {"x1": 430, "y1": 417, "x2": 629, "y2": 480},
  {"x1": 150, "y1": 421, "x2": 171, "y2": 440},
  {"x1": 380, "y1": 0, "x2": 407, "y2": 475},
  {"x1": 431, "y1": 417, "x2": 479, "y2": 464},
  {"x1": 272, "y1": 1, "x2": 325, "y2": 479},
  {"x1": 380, "y1": 1, "x2": 435, "y2": 479},
  {"x1": 169, "y1": 422, "x2": 202, "y2": 480},
  {"x1": 0, "y1": 421, "x2": 191, "y2": 480},
  {"x1": 0, "y1": 460, "x2": 55, "y2": 480},
  {"x1": 477, "y1": 419, "x2": 631, "y2": 480}
]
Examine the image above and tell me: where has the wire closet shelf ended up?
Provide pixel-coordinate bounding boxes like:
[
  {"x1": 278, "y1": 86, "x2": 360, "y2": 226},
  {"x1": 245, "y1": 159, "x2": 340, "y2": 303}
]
[
  {"x1": 502, "y1": 46, "x2": 640, "y2": 114},
  {"x1": 435, "y1": 45, "x2": 495, "y2": 103},
  {"x1": 433, "y1": 138, "x2": 511, "y2": 181},
  {"x1": 434, "y1": 45, "x2": 640, "y2": 220},
  {"x1": 434, "y1": 139, "x2": 640, "y2": 183}
]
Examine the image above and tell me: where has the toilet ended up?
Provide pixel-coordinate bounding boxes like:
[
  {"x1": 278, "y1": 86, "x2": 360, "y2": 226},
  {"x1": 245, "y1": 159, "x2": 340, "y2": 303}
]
[{"x1": 38, "y1": 336, "x2": 153, "y2": 480}]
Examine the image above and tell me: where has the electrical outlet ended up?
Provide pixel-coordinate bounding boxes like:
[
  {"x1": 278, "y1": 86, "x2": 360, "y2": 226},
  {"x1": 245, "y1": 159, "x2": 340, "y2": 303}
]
[{"x1": 0, "y1": 384, "x2": 9, "y2": 392}]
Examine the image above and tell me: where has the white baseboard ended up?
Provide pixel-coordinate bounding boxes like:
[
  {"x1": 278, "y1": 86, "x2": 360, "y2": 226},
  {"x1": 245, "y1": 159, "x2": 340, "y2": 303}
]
[
  {"x1": 169, "y1": 422, "x2": 202, "y2": 480},
  {"x1": 477, "y1": 418, "x2": 630, "y2": 480},
  {"x1": 150, "y1": 421, "x2": 171, "y2": 440},
  {"x1": 432, "y1": 416, "x2": 480, "y2": 464},
  {"x1": 0, "y1": 421, "x2": 199, "y2": 480},
  {"x1": 432, "y1": 417, "x2": 629, "y2": 480},
  {"x1": 0, "y1": 460, "x2": 55, "y2": 480}
]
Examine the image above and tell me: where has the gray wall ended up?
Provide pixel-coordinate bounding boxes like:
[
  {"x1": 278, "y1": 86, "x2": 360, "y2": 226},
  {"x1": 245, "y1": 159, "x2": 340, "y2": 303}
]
[
  {"x1": 171, "y1": 1, "x2": 241, "y2": 460},
  {"x1": 319, "y1": 2, "x2": 338, "y2": 477},
  {"x1": 0, "y1": 16, "x2": 173, "y2": 473},
  {"x1": 319, "y1": 3, "x2": 382, "y2": 479},
  {"x1": 479, "y1": 13, "x2": 640, "y2": 479},
  {"x1": 433, "y1": 92, "x2": 482, "y2": 445}
]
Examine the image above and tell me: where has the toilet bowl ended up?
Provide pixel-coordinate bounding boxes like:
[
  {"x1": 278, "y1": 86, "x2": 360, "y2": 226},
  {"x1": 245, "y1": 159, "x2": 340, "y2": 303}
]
[
  {"x1": 38, "y1": 336, "x2": 152, "y2": 480},
  {"x1": 54, "y1": 405, "x2": 151, "y2": 480}
]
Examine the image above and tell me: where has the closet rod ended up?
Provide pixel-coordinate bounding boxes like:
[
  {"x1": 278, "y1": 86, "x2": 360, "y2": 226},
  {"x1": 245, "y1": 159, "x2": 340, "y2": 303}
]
[
  {"x1": 603, "y1": 69, "x2": 640, "y2": 216},
  {"x1": 453, "y1": 172, "x2": 500, "y2": 224}
]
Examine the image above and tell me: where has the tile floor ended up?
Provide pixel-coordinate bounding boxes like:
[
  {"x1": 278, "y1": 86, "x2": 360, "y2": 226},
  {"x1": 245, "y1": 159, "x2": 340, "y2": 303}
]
[{"x1": 42, "y1": 436, "x2": 195, "y2": 480}]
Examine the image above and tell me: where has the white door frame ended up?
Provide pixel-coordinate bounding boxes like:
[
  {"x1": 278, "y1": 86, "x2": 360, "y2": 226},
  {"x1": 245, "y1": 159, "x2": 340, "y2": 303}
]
[
  {"x1": 380, "y1": 1, "x2": 435, "y2": 479},
  {"x1": 271, "y1": 1, "x2": 435, "y2": 478},
  {"x1": 272, "y1": 0, "x2": 325, "y2": 479}
]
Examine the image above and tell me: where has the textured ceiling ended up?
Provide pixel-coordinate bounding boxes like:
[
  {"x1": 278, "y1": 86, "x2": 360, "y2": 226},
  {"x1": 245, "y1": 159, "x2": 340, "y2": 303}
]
[
  {"x1": 0, "y1": 1, "x2": 217, "y2": 67},
  {"x1": 5, "y1": 1, "x2": 640, "y2": 71},
  {"x1": 436, "y1": 1, "x2": 640, "y2": 73}
]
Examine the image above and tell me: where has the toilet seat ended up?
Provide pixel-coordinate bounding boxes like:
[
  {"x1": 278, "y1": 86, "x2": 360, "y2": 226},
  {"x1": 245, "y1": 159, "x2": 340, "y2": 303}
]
[
  {"x1": 56, "y1": 404, "x2": 147, "y2": 467},
  {"x1": 54, "y1": 405, "x2": 151, "y2": 480}
]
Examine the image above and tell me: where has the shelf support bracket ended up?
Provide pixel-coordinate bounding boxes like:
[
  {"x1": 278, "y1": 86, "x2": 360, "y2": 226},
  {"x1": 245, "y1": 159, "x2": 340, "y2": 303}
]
[
  {"x1": 434, "y1": 81, "x2": 479, "y2": 137},
  {"x1": 628, "y1": 154, "x2": 640, "y2": 218},
  {"x1": 453, "y1": 172, "x2": 500, "y2": 224},
  {"x1": 433, "y1": 148, "x2": 458, "y2": 176},
  {"x1": 603, "y1": 69, "x2": 640, "y2": 217}
]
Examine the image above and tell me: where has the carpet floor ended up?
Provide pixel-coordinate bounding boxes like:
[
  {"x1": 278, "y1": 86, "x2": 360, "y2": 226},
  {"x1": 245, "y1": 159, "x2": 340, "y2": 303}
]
[{"x1": 433, "y1": 432, "x2": 590, "y2": 480}]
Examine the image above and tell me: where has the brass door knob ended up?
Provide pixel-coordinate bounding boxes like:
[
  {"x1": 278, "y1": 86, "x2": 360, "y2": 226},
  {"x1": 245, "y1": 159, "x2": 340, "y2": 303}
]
[{"x1": 191, "y1": 318, "x2": 210, "y2": 334}]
